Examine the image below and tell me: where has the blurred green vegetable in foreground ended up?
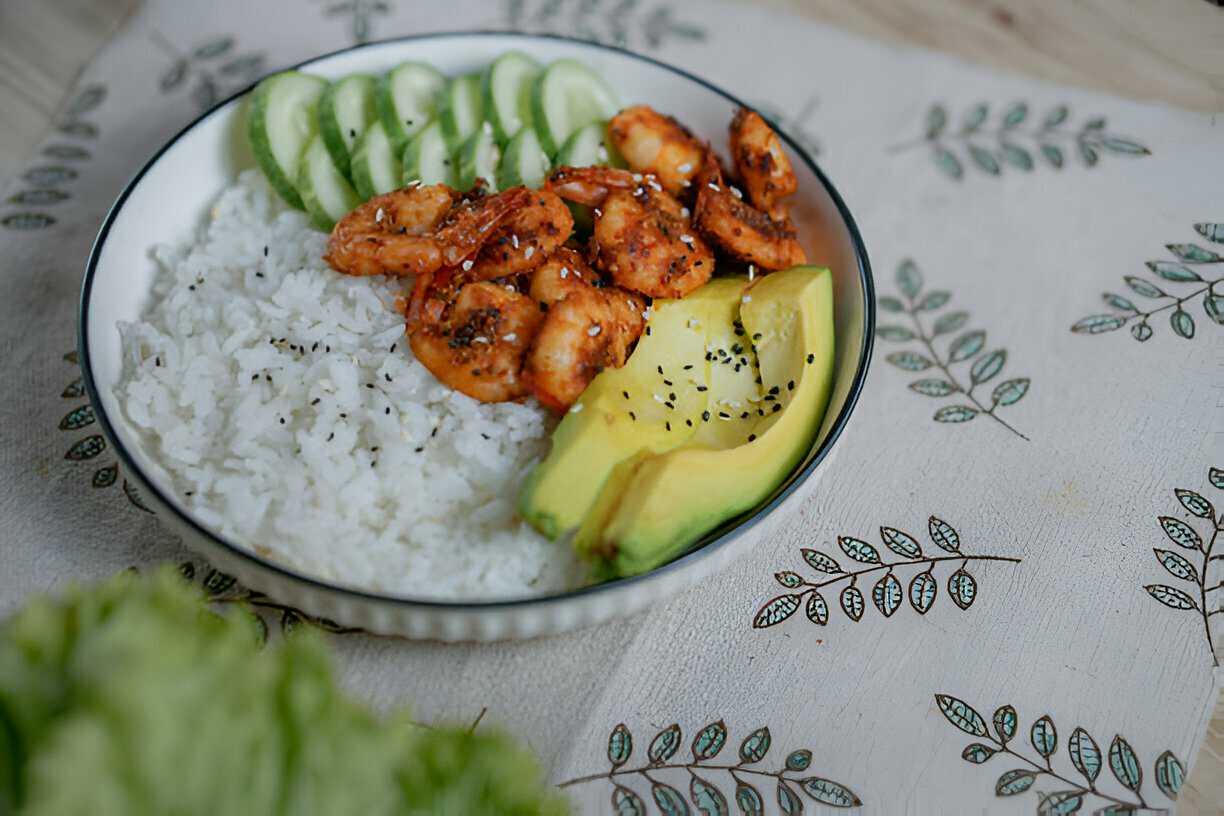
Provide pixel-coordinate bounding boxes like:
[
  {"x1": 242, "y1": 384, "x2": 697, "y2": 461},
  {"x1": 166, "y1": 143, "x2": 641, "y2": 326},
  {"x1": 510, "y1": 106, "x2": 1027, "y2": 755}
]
[{"x1": 0, "y1": 567, "x2": 568, "y2": 816}]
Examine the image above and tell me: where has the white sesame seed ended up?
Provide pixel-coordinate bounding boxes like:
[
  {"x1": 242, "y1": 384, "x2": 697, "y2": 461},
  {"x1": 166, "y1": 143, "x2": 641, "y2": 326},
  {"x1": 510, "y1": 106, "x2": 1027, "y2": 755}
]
[
  {"x1": 483, "y1": 120, "x2": 494, "y2": 134},
  {"x1": 525, "y1": 246, "x2": 535, "y2": 259},
  {"x1": 503, "y1": 333, "x2": 517, "y2": 341},
  {"x1": 681, "y1": 179, "x2": 691, "y2": 187},
  {"x1": 597, "y1": 146, "x2": 609, "y2": 161},
  {"x1": 677, "y1": 162, "x2": 693, "y2": 173},
  {"x1": 632, "y1": 173, "x2": 643, "y2": 182},
  {"x1": 462, "y1": 259, "x2": 474, "y2": 271},
  {"x1": 748, "y1": 264, "x2": 756, "y2": 281},
  {"x1": 573, "y1": 268, "x2": 582, "y2": 278},
  {"x1": 730, "y1": 186, "x2": 743, "y2": 199},
  {"x1": 588, "y1": 325, "x2": 602, "y2": 336},
  {"x1": 472, "y1": 337, "x2": 489, "y2": 344},
  {"x1": 680, "y1": 207, "x2": 690, "y2": 217},
  {"x1": 653, "y1": 393, "x2": 665, "y2": 403},
  {"x1": 569, "y1": 402, "x2": 584, "y2": 413},
  {"x1": 405, "y1": 178, "x2": 421, "y2": 187},
  {"x1": 680, "y1": 234, "x2": 693, "y2": 244},
  {"x1": 511, "y1": 234, "x2": 519, "y2": 249},
  {"x1": 560, "y1": 267, "x2": 568, "y2": 279},
  {"x1": 742, "y1": 295, "x2": 752, "y2": 303},
  {"x1": 708, "y1": 182, "x2": 721, "y2": 191},
  {"x1": 688, "y1": 318, "x2": 701, "y2": 329},
  {"x1": 375, "y1": 208, "x2": 385, "y2": 222},
  {"x1": 648, "y1": 180, "x2": 662, "y2": 192},
  {"x1": 505, "y1": 285, "x2": 516, "y2": 293},
  {"x1": 594, "y1": 208, "x2": 602, "y2": 217}
]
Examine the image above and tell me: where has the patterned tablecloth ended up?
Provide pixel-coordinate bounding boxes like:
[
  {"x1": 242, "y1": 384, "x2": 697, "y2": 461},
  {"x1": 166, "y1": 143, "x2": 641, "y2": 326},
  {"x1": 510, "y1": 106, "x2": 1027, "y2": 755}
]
[{"x1": 2, "y1": 1, "x2": 1221, "y2": 813}]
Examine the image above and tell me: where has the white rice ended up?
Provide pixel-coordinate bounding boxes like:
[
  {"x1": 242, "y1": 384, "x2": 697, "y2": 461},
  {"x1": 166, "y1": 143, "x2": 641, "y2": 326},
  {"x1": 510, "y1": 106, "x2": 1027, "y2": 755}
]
[{"x1": 116, "y1": 170, "x2": 586, "y2": 599}]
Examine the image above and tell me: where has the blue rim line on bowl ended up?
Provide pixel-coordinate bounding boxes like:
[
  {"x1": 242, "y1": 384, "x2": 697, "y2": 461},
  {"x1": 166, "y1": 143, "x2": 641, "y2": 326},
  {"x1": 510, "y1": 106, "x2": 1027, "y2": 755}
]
[{"x1": 78, "y1": 31, "x2": 875, "y2": 612}]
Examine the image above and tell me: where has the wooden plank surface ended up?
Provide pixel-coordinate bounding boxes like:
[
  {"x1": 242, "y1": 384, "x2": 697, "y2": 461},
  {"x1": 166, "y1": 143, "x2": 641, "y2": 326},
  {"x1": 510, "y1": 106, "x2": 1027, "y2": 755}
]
[{"x1": 0, "y1": 0, "x2": 1221, "y2": 811}]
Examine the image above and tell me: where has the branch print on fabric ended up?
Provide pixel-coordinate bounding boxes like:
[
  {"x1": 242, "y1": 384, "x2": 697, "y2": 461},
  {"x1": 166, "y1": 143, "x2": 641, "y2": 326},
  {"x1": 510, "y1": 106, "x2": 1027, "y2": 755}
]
[
  {"x1": 1142, "y1": 467, "x2": 1224, "y2": 667},
  {"x1": 316, "y1": 0, "x2": 392, "y2": 45},
  {"x1": 558, "y1": 721, "x2": 861, "y2": 811},
  {"x1": 58, "y1": 351, "x2": 149, "y2": 512},
  {"x1": 894, "y1": 102, "x2": 1150, "y2": 180},
  {"x1": 2, "y1": 84, "x2": 105, "y2": 230},
  {"x1": 936, "y1": 695, "x2": 1184, "y2": 815},
  {"x1": 152, "y1": 31, "x2": 265, "y2": 111},
  {"x1": 754, "y1": 517, "x2": 1021, "y2": 629},
  {"x1": 878, "y1": 260, "x2": 1031, "y2": 439},
  {"x1": 1072, "y1": 223, "x2": 1224, "y2": 341},
  {"x1": 179, "y1": 561, "x2": 363, "y2": 643},
  {"x1": 504, "y1": 0, "x2": 706, "y2": 50}
]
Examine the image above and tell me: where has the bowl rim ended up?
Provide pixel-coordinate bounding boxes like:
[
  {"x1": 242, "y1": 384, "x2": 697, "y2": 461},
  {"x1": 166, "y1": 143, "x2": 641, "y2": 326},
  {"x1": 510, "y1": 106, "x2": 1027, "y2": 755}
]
[{"x1": 78, "y1": 30, "x2": 875, "y2": 612}]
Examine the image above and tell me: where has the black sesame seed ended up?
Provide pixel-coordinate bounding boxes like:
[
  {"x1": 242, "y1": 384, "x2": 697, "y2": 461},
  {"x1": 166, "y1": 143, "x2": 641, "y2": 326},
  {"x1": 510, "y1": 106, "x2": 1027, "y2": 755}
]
[
  {"x1": 718, "y1": 411, "x2": 730, "y2": 419},
  {"x1": 385, "y1": 373, "x2": 392, "y2": 382},
  {"x1": 370, "y1": 446, "x2": 379, "y2": 452},
  {"x1": 773, "y1": 403, "x2": 782, "y2": 412},
  {"x1": 414, "y1": 446, "x2": 424, "y2": 452},
  {"x1": 327, "y1": 432, "x2": 334, "y2": 441},
  {"x1": 255, "y1": 271, "x2": 264, "y2": 278},
  {"x1": 312, "y1": 342, "x2": 319, "y2": 351},
  {"x1": 366, "y1": 383, "x2": 375, "y2": 389},
  {"x1": 251, "y1": 373, "x2": 259, "y2": 381},
  {"x1": 310, "y1": 397, "x2": 320, "y2": 405},
  {"x1": 807, "y1": 353, "x2": 815, "y2": 363},
  {"x1": 753, "y1": 332, "x2": 762, "y2": 340},
  {"x1": 265, "y1": 374, "x2": 272, "y2": 382},
  {"x1": 755, "y1": 375, "x2": 762, "y2": 384},
  {"x1": 668, "y1": 392, "x2": 676, "y2": 401},
  {"x1": 683, "y1": 364, "x2": 693, "y2": 370},
  {"x1": 685, "y1": 419, "x2": 693, "y2": 427},
  {"x1": 663, "y1": 379, "x2": 672, "y2": 386},
  {"x1": 657, "y1": 365, "x2": 664, "y2": 375},
  {"x1": 623, "y1": 390, "x2": 629, "y2": 399},
  {"x1": 430, "y1": 427, "x2": 438, "y2": 437},
  {"x1": 696, "y1": 385, "x2": 707, "y2": 392},
  {"x1": 339, "y1": 413, "x2": 347, "y2": 418},
  {"x1": 758, "y1": 409, "x2": 765, "y2": 416},
  {"x1": 646, "y1": 326, "x2": 651, "y2": 335},
  {"x1": 769, "y1": 385, "x2": 780, "y2": 395},
  {"x1": 279, "y1": 417, "x2": 285, "y2": 424},
  {"x1": 664, "y1": 401, "x2": 674, "y2": 409},
  {"x1": 326, "y1": 345, "x2": 331, "y2": 353},
  {"x1": 263, "y1": 246, "x2": 269, "y2": 256},
  {"x1": 741, "y1": 411, "x2": 749, "y2": 419},
  {"x1": 480, "y1": 433, "x2": 490, "y2": 440},
  {"x1": 665, "y1": 421, "x2": 671, "y2": 431},
  {"x1": 390, "y1": 343, "x2": 397, "y2": 353},
  {"x1": 764, "y1": 394, "x2": 776, "y2": 402},
  {"x1": 629, "y1": 411, "x2": 636, "y2": 420},
  {"x1": 734, "y1": 364, "x2": 741, "y2": 372},
  {"x1": 702, "y1": 410, "x2": 711, "y2": 421},
  {"x1": 188, "y1": 285, "x2": 195, "y2": 291},
  {"x1": 748, "y1": 434, "x2": 756, "y2": 442},
  {"x1": 787, "y1": 380, "x2": 795, "y2": 391}
]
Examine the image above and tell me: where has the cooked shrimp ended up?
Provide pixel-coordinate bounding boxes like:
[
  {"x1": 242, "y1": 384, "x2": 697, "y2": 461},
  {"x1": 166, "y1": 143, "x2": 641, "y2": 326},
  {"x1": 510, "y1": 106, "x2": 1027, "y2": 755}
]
[
  {"x1": 693, "y1": 150, "x2": 806, "y2": 271},
  {"x1": 462, "y1": 189, "x2": 574, "y2": 281},
  {"x1": 523, "y1": 283, "x2": 646, "y2": 412},
  {"x1": 408, "y1": 281, "x2": 543, "y2": 403},
  {"x1": 528, "y1": 246, "x2": 600, "y2": 310},
  {"x1": 547, "y1": 167, "x2": 715, "y2": 299},
  {"x1": 607, "y1": 106, "x2": 704, "y2": 197},
  {"x1": 325, "y1": 185, "x2": 532, "y2": 278},
  {"x1": 728, "y1": 107, "x2": 798, "y2": 221}
]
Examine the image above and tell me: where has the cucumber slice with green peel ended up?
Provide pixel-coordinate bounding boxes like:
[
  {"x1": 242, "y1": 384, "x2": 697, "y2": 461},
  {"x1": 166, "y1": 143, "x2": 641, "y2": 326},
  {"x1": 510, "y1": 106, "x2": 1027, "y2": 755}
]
[
  {"x1": 376, "y1": 61, "x2": 448, "y2": 155},
  {"x1": 481, "y1": 51, "x2": 541, "y2": 144},
  {"x1": 298, "y1": 132, "x2": 363, "y2": 232},
  {"x1": 456, "y1": 127, "x2": 501, "y2": 192},
  {"x1": 438, "y1": 74, "x2": 485, "y2": 154},
  {"x1": 401, "y1": 120, "x2": 457, "y2": 188},
  {"x1": 246, "y1": 71, "x2": 329, "y2": 210},
  {"x1": 497, "y1": 124, "x2": 550, "y2": 190},
  {"x1": 555, "y1": 120, "x2": 626, "y2": 169},
  {"x1": 350, "y1": 120, "x2": 403, "y2": 199},
  {"x1": 317, "y1": 73, "x2": 377, "y2": 181},
  {"x1": 530, "y1": 59, "x2": 620, "y2": 158}
]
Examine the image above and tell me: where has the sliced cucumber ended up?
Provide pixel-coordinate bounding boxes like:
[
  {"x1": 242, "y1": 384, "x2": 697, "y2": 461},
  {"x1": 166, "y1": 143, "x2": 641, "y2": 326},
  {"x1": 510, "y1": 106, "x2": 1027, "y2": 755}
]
[
  {"x1": 456, "y1": 127, "x2": 501, "y2": 192},
  {"x1": 481, "y1": 51, "x2": 541, "y2": 144},
  {"x1": 317, "y1": 73, "x2": 377, "y2": 181},
  {"x1": 299, "y1": 132, "x2": 362, "y2": 232},
  {"x1": 402, "y1": 119, "x2": 457, "y2": 188},
  {"x1": 350, "y1": 120, "x2": 403, "y2": 199},
  {"x1": 530, "y1": 59, "x2": 620, "y2": 158},
  {"x1": 438, "y1": 74, "x2": 485, "y2": 154},
  {"x1": 497, "y1": 124, "x2": 550, "y2": 190},
  {"x1": 246, "y1": 71, "x2": 329, "y2": 210},
  {"x1": 376, "y1": 61, "x2": 448, "y2": 155},
  {"x1": 556, "y1": 120, "x2": 629, "y2": 169}
]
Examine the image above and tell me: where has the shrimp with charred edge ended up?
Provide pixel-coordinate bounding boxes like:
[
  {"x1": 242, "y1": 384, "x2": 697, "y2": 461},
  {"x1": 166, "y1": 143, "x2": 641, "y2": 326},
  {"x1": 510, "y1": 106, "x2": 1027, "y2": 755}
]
[
  {"x1": 606, "y1": 106, "x2": 704, "y2": 197},
  {"x1": 462, "y1": 189, "x2": 575, "y2": 282},
  {"x1": 407, "y1": 280, "x2": 543, "y2": 403},
  {"x1": 325, "y1": 184, "x2": 533, "y2": 278},
  {"x1": 728, "y1": 107, "x2": 799, "y2": 222},
  {"x1": 693, "y1": 149, "x2": 807, "y2": 271},
  {"x1": 547, "y1": 166, "x2": 715, "y2": 299},
  {"x1": 523, "y1": 249, "x2": 646, "y2": 412}
]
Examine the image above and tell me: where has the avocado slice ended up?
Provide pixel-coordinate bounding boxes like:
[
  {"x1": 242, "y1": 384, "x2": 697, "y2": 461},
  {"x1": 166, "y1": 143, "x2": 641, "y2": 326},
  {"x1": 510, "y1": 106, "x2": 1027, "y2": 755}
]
[
  {"x1": 518, "y1": 278, "x2": 750, "y2": 539},
  {"x1": 580, "y1": 266, "x2": 836, "y2": 579}
]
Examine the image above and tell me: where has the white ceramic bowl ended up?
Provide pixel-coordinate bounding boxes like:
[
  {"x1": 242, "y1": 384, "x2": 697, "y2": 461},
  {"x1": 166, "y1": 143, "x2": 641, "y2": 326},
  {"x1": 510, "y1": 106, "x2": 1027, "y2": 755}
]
[{"x1": 80, "y1": 32, "x2": 874, "y2": 641}]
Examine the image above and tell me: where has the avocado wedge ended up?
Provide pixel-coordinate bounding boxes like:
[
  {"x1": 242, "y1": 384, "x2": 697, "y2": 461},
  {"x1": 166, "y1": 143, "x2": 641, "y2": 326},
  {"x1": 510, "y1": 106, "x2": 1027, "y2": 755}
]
[{"x1": 579, "y1": 266, "x2": 836, "y2": 579}]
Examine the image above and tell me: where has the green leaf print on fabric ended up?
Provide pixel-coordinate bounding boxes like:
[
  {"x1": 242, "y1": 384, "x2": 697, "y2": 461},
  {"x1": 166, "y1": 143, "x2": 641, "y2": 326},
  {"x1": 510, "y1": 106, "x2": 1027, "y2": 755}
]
[
  {"x1": 935, "y1": 697, "x2": 1183, "y2": 814},
  {"x1": 897, "y1": 102, "x2": 1151, "y2": 180},
  {"x1": 878, "y1": 260, "x2": 1031, "y2": 439},
  {"x1": 559, "y1": 721, "x2": 860, "y2": 810},
  {"x1": 1072, "y1": 224, "x2": 1224, "y2": 341},
  {"x1": 754, "y1": 517, "x2": 1021, "y2": 630}
]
